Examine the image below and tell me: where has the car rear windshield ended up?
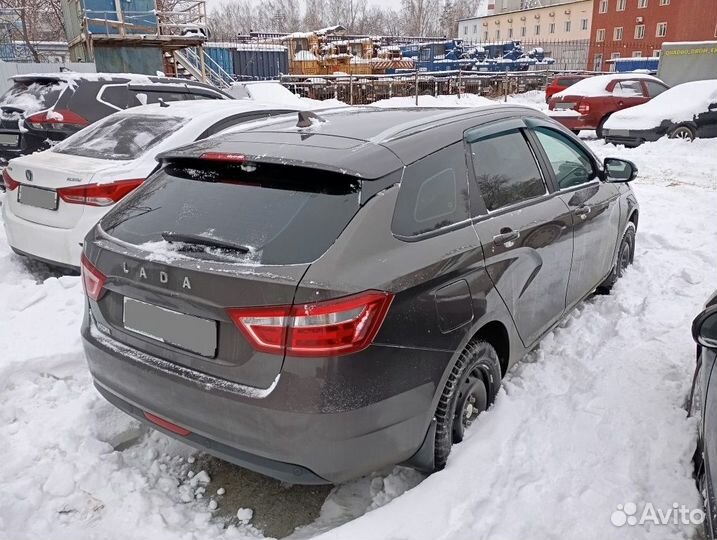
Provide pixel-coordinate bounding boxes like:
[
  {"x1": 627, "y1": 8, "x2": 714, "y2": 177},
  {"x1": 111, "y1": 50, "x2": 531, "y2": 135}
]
[
  {"x1": 557, "y1": 77, "x2": 582, "y2": 86},
  {"x1": 0, "y1": 79, "x2": 65, "y2": 115},
  {"x1": 53, "y1": 114, "x2": 187, "y2": 160},
  {"x1": 101, "y1": 161, "x2": 362, "y2": 265}
]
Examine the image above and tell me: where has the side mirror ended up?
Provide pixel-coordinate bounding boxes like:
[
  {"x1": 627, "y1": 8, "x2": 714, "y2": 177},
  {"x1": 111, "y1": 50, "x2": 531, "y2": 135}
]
[
  {"x1": 604, "y1": 157, "x2": 638, "y2": 183},
  {"x1": 693, "y1": 307, "x2": 717, "y2": 349}
]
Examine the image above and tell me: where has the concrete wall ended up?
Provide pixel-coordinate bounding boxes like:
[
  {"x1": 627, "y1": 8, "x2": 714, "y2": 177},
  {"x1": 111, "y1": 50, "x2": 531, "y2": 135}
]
[{"x1": 0, "y1": 61, "x2": 97, "y2": 94}]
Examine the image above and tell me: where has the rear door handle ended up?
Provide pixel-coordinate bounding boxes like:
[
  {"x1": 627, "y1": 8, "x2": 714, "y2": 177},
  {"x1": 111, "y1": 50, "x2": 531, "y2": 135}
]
[
  {"x1": 575, "y1": 206, "x2": 591, "y2": 219},
  {"x1": 493, "y1": 230, "x2": 520, "y2": 245}
]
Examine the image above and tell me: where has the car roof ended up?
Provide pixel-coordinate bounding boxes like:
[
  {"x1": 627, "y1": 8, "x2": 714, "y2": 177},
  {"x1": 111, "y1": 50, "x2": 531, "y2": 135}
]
[
  {"x1": 159, "y1": 104, "x2": 546, "y2": 179},
  {"x1": 110, "y1": 99, "x2": 312, "y2": 120},
  {"x1": 10, "y1": 72, "x2": 227, "y2": 94},
  {"x1": 555, "y1": 73, "x2": 666, "y2": 98}
]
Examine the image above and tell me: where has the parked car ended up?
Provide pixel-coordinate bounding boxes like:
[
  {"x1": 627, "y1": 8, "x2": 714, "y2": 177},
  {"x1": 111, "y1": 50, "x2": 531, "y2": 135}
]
[
  {"x1": 80, "y1": 106, "x2": 639, "y2": 484},
  {"x1": 548, "y1": 73, "x2": 669, "y2": 137},
  {"x1": 2, "y1": 99, "x2": 315, "y2": 270},
  {"x1": 689, "y1": 291, "x2": 717, "y2": 539},
  {"x1": 604, "y1": 79, "x2": 717, "y2": 147},
  {"x1": 545, "y1": 74, "x2": 590, "y2": 103},
  {"x1": 0, "y1": 72, "x2": 231, "y2": 177}
]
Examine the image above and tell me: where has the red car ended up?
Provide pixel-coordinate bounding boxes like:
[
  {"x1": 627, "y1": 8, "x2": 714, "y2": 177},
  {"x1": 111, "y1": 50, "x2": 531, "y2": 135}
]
[
  {"x1": 548, "y1": 74, "x2": 669, "y2": 137},
  {"x1": 545, "y1": 74, "x2": 590, "y2": 103}
]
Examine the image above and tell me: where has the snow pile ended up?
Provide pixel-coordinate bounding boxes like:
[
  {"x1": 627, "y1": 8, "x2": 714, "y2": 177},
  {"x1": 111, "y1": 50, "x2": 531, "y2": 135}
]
[
  {"x1": 554, "y1": 73, "x2": 663, "y2": 98},
  {"x1": 294, "y1": 50, "x2": 319, "y2": 61},
  {"x1": 0, "y1": 126, "x2": 715, "y2": 540},
  {"x1": 605, "y1": 79, "x2": 717, "y2": 130}
]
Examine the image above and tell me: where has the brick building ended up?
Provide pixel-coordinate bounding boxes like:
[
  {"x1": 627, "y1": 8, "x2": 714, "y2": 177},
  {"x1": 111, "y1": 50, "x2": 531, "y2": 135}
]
[{"x1": 588, "y1": 0, "x2": 717, "y2": 71}]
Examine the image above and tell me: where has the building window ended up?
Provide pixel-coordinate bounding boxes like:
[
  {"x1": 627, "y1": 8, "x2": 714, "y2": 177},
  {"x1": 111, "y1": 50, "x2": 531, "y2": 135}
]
[
  {"x1": 632, "y1": 51, "x2": 642, "y2": 57},
  {"x1": 614, "y1": 26, "x2": 623, "y2": 40},
  {"x1": 463, "y1": 25, "x2": 468, "y2": 35},
  {"x1": 521, "y1": 26, "x2": 526, "y2": 36},
  {"x1": 535, "y1": 24, "x2": 540, "y2": 35},
  {"x1": 659, "y1": 0, "x2": 669, "y2": 4},
  {"x1": 593, "y1": 53, "x2": 603, "y2": 71},
  {"x1": 635, "y1": 24, "x2": 645, "y2": 38},
  {"x1": 549, "y1": 22, "x2": 555, "y2": 33},
  {"x1": 638, "y1": 0, "x2": 648, "y2": 7},
  {"x1": 496, "y1": 29, "x2": 500, "y2": 39},
  {"x1": 617, "y1": 0, "x2": 626, "y2": 11},
  {"x1": 653, "y1": 49, "x2": 661, "y2": 56},
  {"x1": 581, "y1": 18, "x2": 588, "y2": 30},
  {"x1": 656, "y1": 22, "x2": 667, "y2": 37},
  {"x1": 508, "y1": 27, "x2": 514, "y2": 38},
  {"x1": 599, "y1": 0, "x2": 608, "y2": 13},
  {"x1": 596, "y1": 28, "x2": 605, "y2": 41},
  {"x1": 483, "y1": 30, "x2": 489, "y2": 41},
  {"x1": 610, "y1": 52, "x2": 620, "y2": 72},
  {"x1": 473, "y1": 24, "x2": 477, "y2": 34},
  {"x1": 565, "y1": 20, "x2": 572, "y2": 32}
]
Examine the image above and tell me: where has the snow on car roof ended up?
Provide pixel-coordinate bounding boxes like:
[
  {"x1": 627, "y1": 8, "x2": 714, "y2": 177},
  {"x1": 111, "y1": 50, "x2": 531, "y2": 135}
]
[
  {"x1": 554, "y1": 73, "x2": 664, "y2": 98},
  {"x1": 605, "y1": 79, "x2": 717, "y2": 131},
  {"x1": 111, "y1": 99, "x2": 311, "y2": 120},
  {"x1": 12, "y1": 72, "x2": 156, "y2": 84}
]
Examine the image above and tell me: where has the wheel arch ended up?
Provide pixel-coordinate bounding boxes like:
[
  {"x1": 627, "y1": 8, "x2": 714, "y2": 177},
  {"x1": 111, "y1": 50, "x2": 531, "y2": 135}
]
[
  {"x1": 472, "y1": 320, "x2": 510, "y2": 377},
  {"x1": 628, "y1": 208, "x2": 639, "y2": 231}
]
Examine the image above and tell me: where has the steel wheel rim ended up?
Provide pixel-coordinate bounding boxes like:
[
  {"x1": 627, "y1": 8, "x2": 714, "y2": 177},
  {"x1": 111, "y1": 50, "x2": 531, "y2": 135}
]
[
  {"x1": 618, "y1": 241, "x2": 631, "y2": 275},
  {"x1": 453, "y1": 367, "x2": 488, "y2": 441},
  {"x1": 673, "y1": 128, "x2": 692, "y2": 139}
]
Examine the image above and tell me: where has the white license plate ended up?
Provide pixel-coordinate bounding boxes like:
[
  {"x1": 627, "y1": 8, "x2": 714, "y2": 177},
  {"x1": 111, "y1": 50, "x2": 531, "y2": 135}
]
[
  {"x1": 0, "y1": 133, "x2": 19, "y2": 146},
  {"x1": 18, "y1": 185, "x2": 58, "y2": 210},
  {"x1": 123, "y1": 297, "x2": 217, "y2": 357}
]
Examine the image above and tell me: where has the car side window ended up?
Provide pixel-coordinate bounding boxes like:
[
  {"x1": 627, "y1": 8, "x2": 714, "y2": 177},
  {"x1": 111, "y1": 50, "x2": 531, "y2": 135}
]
[
  {"x1": 532, "y1": 127, "x2": 597, "y2": 189},
  {"x1": 469, "y1": 129, "x2": 547, "y2": 212},
  {"x1": 645, "y1": 81, "x2": 668, "y2": 98},
  {"x1": 128, "y1": 90, "x2": 189, "y2": 106},
  {"x1": 98, "y1": 85, "x2": 129, "y2": 109},
  {"x1": 613, "y1": 81, "x2": 646, "y2": 97},
  {"x1": 392, "y1": 143, "x2": 470, "y2": 238}
]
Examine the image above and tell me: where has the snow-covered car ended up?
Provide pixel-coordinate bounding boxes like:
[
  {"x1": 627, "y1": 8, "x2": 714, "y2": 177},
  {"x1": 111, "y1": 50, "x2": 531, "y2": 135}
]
[
  {"x1": 690, "y1": 290, "x2": 717, "y2": 539},
  {"x1": 547, "y1": 73, "x2": 669, "y2": 138},
  {"x1": 1, "y1": 99, "x2": 316, "y2": 270},
  {"x1": 603, "y1": 80, "x2": 717, "y2": 147},
  {"x1": 0, "y1": 72, "x2": 230, "y2": 171}
]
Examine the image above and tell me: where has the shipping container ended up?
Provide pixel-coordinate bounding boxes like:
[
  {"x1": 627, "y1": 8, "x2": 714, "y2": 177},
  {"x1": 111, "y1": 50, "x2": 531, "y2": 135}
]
[{"x1": 233, "y1": 45, "x2": 289, "y2": 80}]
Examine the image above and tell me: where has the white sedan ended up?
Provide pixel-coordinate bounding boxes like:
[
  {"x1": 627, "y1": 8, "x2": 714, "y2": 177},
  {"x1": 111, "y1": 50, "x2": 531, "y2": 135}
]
[{"x1": 2, "y1": 99, "x2": 316, "y2": 270}]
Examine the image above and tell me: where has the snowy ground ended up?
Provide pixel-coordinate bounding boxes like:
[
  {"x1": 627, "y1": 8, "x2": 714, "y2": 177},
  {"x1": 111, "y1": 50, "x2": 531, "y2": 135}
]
[{"x1": 1, "y1": 93, "x2": 716, "y2": 540}]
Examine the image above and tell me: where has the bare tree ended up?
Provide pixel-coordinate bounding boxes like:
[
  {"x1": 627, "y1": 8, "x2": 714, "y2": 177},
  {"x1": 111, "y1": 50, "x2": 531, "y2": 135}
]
[
  {"x1": 401, "y1": 0, "x2": 441, "y2": 36},
  {"x1": 302, "y1": 0, "x2": 325, "y2": 30},
  {"x1": 206, "y1": 0, "x2": 256, "y2": 38},
  {"x1": 0, "y1": 0, "x2": 65, "y2": 61}
]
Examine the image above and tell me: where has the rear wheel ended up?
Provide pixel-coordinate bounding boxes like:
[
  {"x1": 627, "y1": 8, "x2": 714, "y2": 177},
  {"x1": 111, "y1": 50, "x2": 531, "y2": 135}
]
[
  {"x1": 596, "y1": 115, "x2": 611, "y2": 139},
  {"x1": 434, "y1": 341, "x2": 502, "y2": 470},
  {"x1": 669, "y1": 124, "x2": 696, "y2": 141},
  {"x1": 597, "y1": 222, "x2": 635, "y2": 294}
]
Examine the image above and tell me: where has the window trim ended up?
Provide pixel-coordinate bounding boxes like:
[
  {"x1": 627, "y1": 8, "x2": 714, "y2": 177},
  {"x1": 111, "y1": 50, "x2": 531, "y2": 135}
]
[
  {"x1": 96, "y1": 83, "x2": 129, "y2": 111},
  {"x1": 464, "y1": 119, "x2": 551, "y2": 217}
]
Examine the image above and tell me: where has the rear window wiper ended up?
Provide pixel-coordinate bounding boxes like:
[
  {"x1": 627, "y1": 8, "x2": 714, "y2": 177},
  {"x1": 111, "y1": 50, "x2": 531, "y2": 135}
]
[{"x1": 161, "y1": 232, "x2": 251, "y2": 254}]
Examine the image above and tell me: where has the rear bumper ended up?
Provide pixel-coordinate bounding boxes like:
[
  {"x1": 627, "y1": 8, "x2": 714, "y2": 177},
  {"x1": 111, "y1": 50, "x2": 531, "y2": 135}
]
[
  {"x1": 548, "y1": 113, "x2": 595, "y2": 131},
  {"x1": 82, "y1": 310, "x2": 439, "y2": 484},
  {"x1": 2, "y1": 199, "x2": 104, "y2": 268},
  {"x1": 604, "y1": 128, "x2": 663, "y2": 147}
]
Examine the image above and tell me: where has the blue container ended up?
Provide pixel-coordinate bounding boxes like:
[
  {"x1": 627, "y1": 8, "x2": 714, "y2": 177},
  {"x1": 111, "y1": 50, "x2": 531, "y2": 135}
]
[
  {"x1": 232, "y1": 47, "x2": 288, "y2": 80},
  {"x1": 205, "y1": 46, "x2": 235, "y2": 75}
]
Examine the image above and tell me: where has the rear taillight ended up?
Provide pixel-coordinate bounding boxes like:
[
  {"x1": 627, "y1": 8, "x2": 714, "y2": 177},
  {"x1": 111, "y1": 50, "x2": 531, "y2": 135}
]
[
  {"x1": 57, "y1": 179, "x2": 143, "y2": 207},
  {"x1": 2, "y1": 169, "x2": 20, "y2": 191},
  {"x1": 25, "y1": 109, "x2": 89, "y2": 130},
  {"x1": 577, "y1": 101, "x2": 590, "y2": 114},
  {"x1": 228, "y1": 291, "x2": 394, "y2": 357},
  {"x1": 81, "y1": 253, "x2": 106, "y2": 301}
]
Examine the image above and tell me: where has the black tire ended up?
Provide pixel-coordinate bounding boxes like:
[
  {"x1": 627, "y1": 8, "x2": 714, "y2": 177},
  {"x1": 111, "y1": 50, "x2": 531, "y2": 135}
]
[
  {"x1": 597, "y1": 222, "x2": 636, "y2": 294},
  {"x1": 596, "y1": 115, "x2": 611, "y2": 139},
  {"x1": 434, "y1": 340, "x2": 502, "y2": 470},
  {"x1": 668, "y1": 124, "x2": 696, "y2": 141}
]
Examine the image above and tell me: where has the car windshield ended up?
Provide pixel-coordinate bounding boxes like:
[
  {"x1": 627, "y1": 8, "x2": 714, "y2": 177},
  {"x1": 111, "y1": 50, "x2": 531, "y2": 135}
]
[
  {"x1": 52, "y1": 114, "x2": 187, "y2": 161},
  {"x1": 0, "y1": 79, "x2": 65, "y2": 116}
]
